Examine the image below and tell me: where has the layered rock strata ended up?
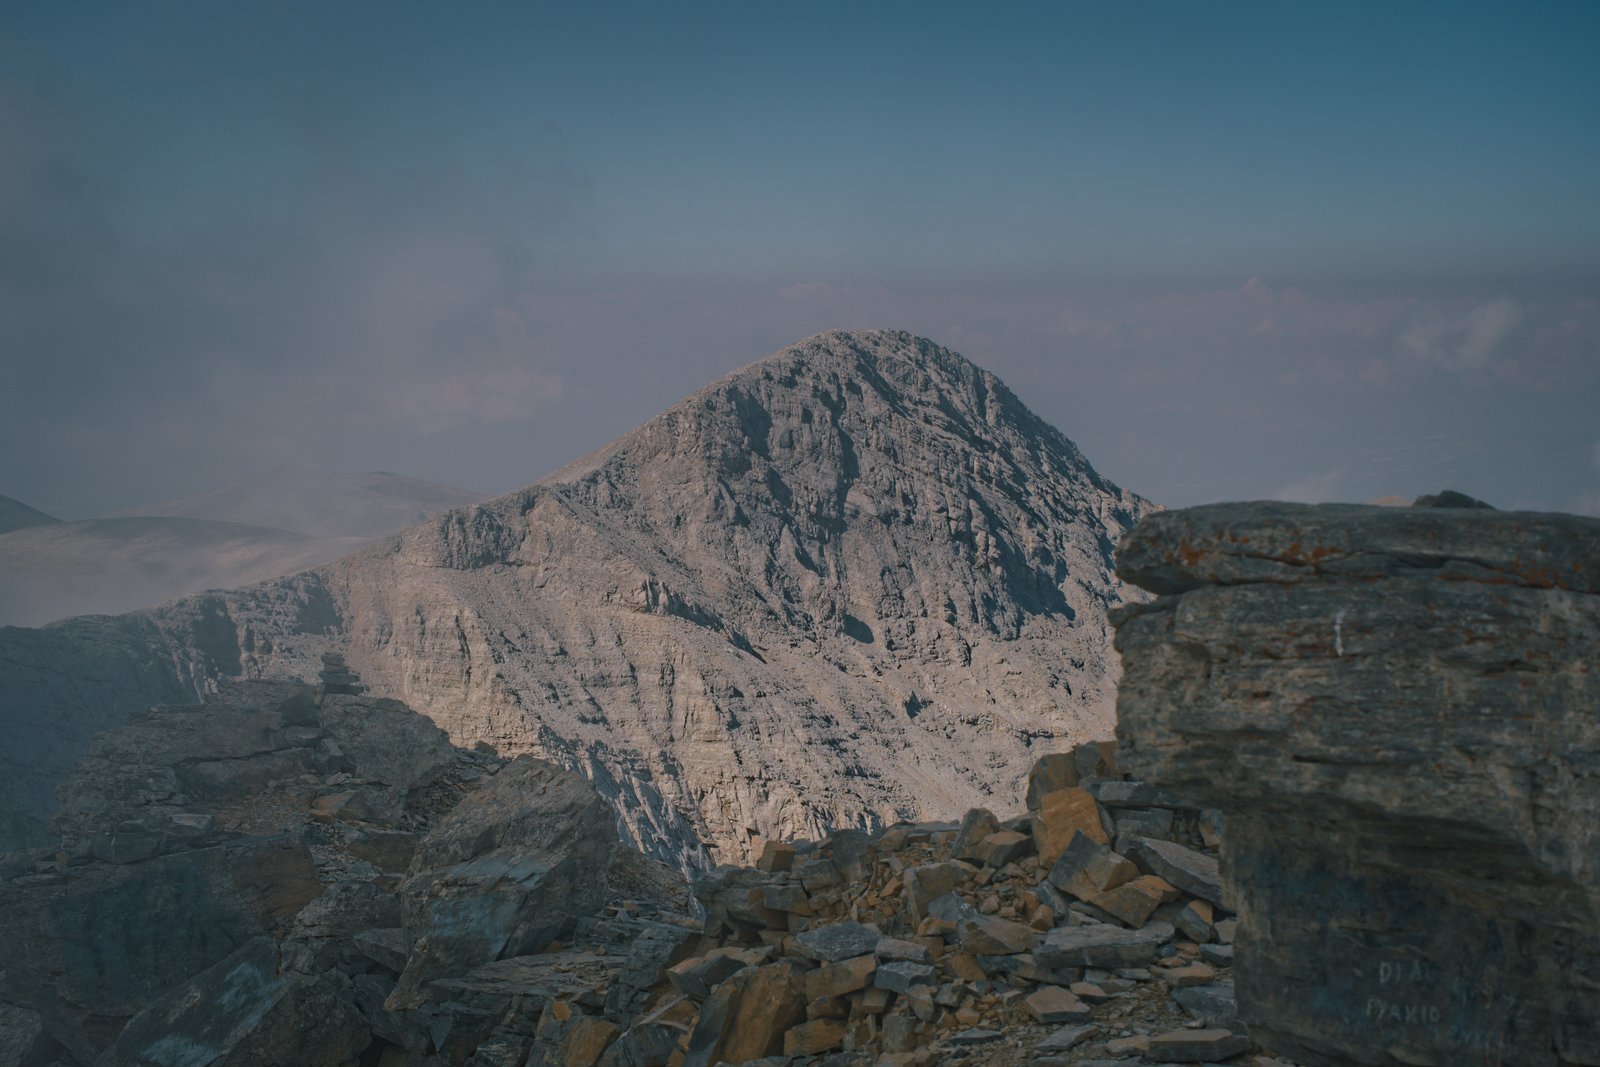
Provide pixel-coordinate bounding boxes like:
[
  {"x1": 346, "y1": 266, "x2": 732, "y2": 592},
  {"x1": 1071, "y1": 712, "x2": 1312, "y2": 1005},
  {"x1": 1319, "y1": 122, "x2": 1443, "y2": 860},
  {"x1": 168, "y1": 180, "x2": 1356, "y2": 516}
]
[
  {"x1": 1112, "y1": 501, "x2": 1600, "y2": 1066},
  {"x1": 2, "y1": 330, "x2": 1155, "y2": 867}
]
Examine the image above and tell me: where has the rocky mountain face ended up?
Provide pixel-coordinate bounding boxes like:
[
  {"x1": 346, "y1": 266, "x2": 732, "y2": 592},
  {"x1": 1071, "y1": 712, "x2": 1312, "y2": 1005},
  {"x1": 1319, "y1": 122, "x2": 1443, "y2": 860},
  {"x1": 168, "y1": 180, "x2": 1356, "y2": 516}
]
[
  {"x1": 0, "y1": 330, "x2": 1155, "y2": 868},
  {"x1": 1112, "y1": 501, "x2": 1600, "y2": 1066}
]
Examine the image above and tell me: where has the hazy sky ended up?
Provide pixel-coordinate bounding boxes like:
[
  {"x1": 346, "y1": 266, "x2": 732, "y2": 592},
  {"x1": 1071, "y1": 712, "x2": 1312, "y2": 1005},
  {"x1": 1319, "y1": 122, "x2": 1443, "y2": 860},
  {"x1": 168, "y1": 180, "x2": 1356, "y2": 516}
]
[{"x1": 2, "y1": 2, "x2": 1597, "y2": 518}]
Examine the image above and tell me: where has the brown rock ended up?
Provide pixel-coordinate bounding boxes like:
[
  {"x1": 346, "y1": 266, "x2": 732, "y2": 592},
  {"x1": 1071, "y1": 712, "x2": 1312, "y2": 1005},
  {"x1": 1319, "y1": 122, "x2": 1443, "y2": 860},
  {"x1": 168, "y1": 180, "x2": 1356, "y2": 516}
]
[
  {"x1": 1023, "y1": 985, "x2": 1092, "y2": 1024},
  {"x1": 683, "y1": 961, "x2": 804, "y2": 1067},
  {"x1": 803, "y1": 954, "x2": 876, "y2": 1000},
  {"x1": 783, "y1": 1018, "x2": 846, "y2": 1056},
  {"x1": 1048, "y1": 830, "x2": 1139, "y2": 899},
  {"x1": 902, "y1": 861, "x2": 967, "y2": 923},
  {"x1": 1031, "y1": 788, "x2": 1108, "y2": 867},
  {"x1": 958, "y1": 914, "x2": 1039, "y2": 955},
  {"x1": 969, "y1": 830, "x2": 1034, "y2": 869},
  {"x1": 559, "y1": 1016, "x2": 620, "y2": 1066},
  {"x1": 756, "y1": 840, "x2": 797, "y2": 873},
  {"x1": 1157, "y1": 962, "x2": 1217, "y2": 988}
]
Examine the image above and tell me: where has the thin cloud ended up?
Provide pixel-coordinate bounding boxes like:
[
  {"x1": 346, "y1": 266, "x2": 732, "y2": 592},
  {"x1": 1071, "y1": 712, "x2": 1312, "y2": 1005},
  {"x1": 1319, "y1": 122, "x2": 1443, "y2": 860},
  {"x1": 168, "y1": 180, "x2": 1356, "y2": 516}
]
[{"x1": 1397, "y1": 297, "x2": 1522, "y2": 372}]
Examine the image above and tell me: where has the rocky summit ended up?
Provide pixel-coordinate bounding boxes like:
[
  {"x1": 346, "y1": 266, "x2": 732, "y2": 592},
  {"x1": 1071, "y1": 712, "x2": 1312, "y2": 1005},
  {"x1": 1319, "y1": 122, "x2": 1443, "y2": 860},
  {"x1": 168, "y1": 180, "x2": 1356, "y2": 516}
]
[
  {"x1": 1112, "y1": 500, "x2": 1600, "y2": 1066},
  {"x1": 0, "y1": 330, "x2": 1155, "y2": 866},
  {"x1": 2, "y1": 667, "x2": 1274, "y2": 1067}
]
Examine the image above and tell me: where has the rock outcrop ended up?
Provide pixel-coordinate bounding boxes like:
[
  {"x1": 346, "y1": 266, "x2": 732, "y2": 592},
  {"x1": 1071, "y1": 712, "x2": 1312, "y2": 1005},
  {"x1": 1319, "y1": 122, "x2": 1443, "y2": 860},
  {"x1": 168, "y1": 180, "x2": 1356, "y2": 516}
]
[
  {"x1": 1112, "y1": 501, "x2": 1600, "y2": 1066},
  {"x1": 1, "y1": 330, "x2": 1156, "y2": 868},
  {"x1": 0, "y1": 676, "x2": 688, "y2": 1067},
  {"x1": 4, "y1": 673, "x2": 1266, "y2": 1067}
]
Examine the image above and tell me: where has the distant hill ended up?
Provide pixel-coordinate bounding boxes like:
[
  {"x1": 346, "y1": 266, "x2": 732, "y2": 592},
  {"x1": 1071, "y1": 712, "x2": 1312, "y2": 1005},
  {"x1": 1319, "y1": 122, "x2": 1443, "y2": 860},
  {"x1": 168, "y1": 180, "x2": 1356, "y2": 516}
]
[
  {"x1": 0, "y1": 494, "x2": 61, "y2": 534},
  {"x1": 123, "y1": 467, "x2": 486, "y2": 539},
  {"x1": 0, "y1": 517, "x2": 366, "y2": 626}
]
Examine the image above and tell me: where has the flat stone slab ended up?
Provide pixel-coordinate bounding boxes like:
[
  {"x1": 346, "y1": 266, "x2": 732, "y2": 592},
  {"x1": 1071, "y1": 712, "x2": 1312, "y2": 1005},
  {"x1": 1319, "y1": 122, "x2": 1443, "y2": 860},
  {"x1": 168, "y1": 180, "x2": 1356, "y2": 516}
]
[{"x1": 1038, "y1": 922, "x2": 1174, "y2": 970}]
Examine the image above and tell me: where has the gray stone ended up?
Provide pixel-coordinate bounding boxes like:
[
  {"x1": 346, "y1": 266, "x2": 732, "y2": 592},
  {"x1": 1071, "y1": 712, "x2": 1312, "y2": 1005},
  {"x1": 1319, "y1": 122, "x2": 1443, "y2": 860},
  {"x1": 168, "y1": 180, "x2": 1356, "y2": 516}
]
[
  {"x1": 88, "y1": 831, "x2": 160, "y2": 865},
  {"x1": 0, "y1": 1003, "x2": 57, "y2": 1067},
  {"x1": 1037, "y1": 923, "x2": 1174, "y2": 970},
  {"x1": 794, "y1": 920, "x2": 881, "y2": 962},
  {"x1": 1173, "y1": 982, "x2": 1241, "y2": 1029},
  {"x1": 1036, "y1": 1022, "x2": 1096, "y2": 1052},
  {"x1": 388, "y1": 756, "x2": 617, "y2": 1010},
  {"x1": 1127, "y1": 838, "x2": 1224, "y2": 907},
  {"x1": 947, "y1": 1028, "x2": 1003, "y2": 1045},
  {"x1": 902, "y1": 861, "x2": 967, "y2": 922},
  {"x1": 1145, "y1": 1027, "x2": 1250, "y2": 1062},
  {"x1": 317, "y1": 694, "x2": 455, "y2": 790},
  {"x1": 1095, "y1": 780, "x2": 1193, "y2": 809},
  {"x1": 1114, "y1": 501, "x2": 1600, "y2": 1067},
  {"x1": 101, "y1": 938, "x2": 370, "y2": 1067},
  {"x1": 874, "y1": 960, "x2": 936, "y2": 993},
  {"x1": 874, "y1": 937, "x2": 933, "y2": 964},
  {"x1": 949, "y1": 807, "x2": 1001, "y2": 863},
  {"x1": 352, "y1": 927, "x2": 409, "y2": 973}
]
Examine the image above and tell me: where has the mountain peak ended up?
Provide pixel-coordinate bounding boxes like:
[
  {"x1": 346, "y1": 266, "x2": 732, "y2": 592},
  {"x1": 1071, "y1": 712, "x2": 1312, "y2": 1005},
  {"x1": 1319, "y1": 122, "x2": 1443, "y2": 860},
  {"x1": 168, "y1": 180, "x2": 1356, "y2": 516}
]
[
  {"x1": 0, "y1": 494, "x2": 61, "y2": 534},
  {"x1": 3, "y1": 332, "x2": 1156, "y2": 870}
]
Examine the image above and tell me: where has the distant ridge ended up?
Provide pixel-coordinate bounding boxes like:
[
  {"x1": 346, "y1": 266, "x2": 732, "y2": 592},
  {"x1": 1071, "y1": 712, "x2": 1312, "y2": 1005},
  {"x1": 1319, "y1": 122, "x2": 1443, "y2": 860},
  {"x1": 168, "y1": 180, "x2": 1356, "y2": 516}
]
[
  {"x1": 123, "y1": 466, "x2": 486, "y2": 539},
  {"x1": 0, "y1": 494, "x2": 60, "y2": 534},
  {"x1": 0, "y1": 331, "x2": 1158, "y2": 866}
]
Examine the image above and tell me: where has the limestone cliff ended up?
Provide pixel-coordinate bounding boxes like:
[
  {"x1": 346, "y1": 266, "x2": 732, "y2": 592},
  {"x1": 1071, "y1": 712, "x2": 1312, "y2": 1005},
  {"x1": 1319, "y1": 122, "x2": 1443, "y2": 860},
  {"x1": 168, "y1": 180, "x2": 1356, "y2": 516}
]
[{"x1": 1, "y1": 330, "x2": 1155, "y2": 866}]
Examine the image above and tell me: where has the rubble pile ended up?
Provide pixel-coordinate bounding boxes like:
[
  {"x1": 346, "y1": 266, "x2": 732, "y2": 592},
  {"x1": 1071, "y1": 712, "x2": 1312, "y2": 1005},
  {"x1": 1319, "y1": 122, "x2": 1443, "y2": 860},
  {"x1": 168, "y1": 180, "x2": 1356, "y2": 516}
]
[
  {"x1": 644, "y1": 741, "x2": 1280, "y2": 1067},
  {"x1": 1, "y1": 673, "x2": 1292, "y2": 1067}
]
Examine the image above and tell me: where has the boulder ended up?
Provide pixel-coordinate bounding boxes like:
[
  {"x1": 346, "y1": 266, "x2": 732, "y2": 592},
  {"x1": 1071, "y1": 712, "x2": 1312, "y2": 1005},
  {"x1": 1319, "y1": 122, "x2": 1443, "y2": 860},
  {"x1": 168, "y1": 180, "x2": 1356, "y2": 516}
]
[
  {"x1": 317, "y1": 694, "x2": 456, "y2": 789},
  {"x1": 1030, "y1": 787, "x2": 1108, "y2": 868},
  {"x1": 1037, "y1": 922, "x2": 1174, "y2": 970},
  {"x1": 101, "y1": 937, "x2": 370, "y2": 1067},
  {"x1": 683, "y1": 961, "x2": 805, "y2": 1067},
  {"x1": 388, "y1": 756, "x2": 617, "y2": 1009},
  {"x1": 1114, "y1": 501, "x2": 1600, "y2": 1066}
]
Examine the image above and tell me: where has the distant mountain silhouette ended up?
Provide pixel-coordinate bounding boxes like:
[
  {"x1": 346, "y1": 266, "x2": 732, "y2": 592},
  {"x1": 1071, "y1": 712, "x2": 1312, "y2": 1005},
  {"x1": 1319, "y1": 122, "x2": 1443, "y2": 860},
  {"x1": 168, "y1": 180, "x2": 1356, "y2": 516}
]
[{"x1": 0, "y1": 494, "x2": 61, "y2": 534}]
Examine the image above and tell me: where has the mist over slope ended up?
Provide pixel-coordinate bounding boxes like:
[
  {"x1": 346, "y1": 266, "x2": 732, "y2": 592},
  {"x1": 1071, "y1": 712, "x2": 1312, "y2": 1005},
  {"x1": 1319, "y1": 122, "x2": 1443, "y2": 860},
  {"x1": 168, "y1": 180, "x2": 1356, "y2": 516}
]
[
  {"x1": 0, "y1": 517, "x2": 366, "y2": 627},
  {"x1": 0, "y1": 331, "x2": 1156, "y2": 864},
  {"x1": 0, "y1": 495, "x2": 60, "y2": 535},
  {"x1": 0, "y1": 470, "x2": 484, "y2": 626},
  {"x1": 123, "y1": 466, "x2": 487, "y2": 539}
]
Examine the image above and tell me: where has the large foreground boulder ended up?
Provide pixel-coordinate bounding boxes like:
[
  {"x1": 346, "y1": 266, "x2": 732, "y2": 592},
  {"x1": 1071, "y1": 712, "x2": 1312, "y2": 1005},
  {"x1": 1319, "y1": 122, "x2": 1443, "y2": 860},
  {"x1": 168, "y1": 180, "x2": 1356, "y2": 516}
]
[
  {"x1": 388, "y1": 756, "x2": 619, "y2": 1009},
  {"x1": 101, "y1": 938, "x2": 370, "y2": 1067},
  {"x1": 1112, "y1": 501, "x2": 1600, "y2": 1066}
]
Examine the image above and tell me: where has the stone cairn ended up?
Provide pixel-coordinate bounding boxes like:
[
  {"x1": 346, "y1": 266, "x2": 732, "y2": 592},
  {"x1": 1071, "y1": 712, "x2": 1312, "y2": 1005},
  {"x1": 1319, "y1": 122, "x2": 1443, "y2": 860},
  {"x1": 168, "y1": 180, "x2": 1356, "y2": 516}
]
[
  {"x1": 320, "y1": 651, "x2": 367, "y2": 696},
  {"x1": 1112, "y1": 500, "x2": 1600, "y2": 1067}
]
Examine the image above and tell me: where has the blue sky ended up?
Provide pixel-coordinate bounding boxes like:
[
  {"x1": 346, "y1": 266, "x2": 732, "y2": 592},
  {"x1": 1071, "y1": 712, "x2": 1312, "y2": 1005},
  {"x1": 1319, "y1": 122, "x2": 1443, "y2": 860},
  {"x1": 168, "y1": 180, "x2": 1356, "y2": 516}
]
[{"x1": 3, "y1": 2, "x2": 1597, "y2": 515}]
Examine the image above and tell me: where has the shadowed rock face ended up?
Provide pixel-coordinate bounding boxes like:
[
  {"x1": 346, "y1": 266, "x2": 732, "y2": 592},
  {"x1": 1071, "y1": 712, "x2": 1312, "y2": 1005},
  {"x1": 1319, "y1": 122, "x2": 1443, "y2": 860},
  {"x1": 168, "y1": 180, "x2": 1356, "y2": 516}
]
[
  {"x1": 1, "y1": 330, "x2": 1155, "y2": 868},
  {"x1": 1, "y1": 678, "x2": 687, "y2": 1067},
  {"x1": 1112, "y1": 501, "x2": 1600, "y2": 1067}
]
